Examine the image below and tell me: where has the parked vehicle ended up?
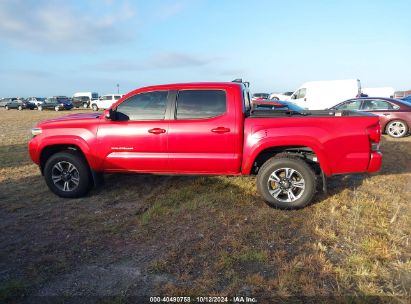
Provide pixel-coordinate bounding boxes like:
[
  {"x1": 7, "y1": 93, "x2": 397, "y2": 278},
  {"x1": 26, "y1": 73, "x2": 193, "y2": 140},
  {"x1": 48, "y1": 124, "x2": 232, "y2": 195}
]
[
  {"x1": 90, "y1": 94, "x2": 122, "y2": 111},
  {"x1": 401, "y1": 95, "x2": 411, "y2": 103},
  {"x1": 331, "y1": 97, "x2": 411, "y2": 138},
  {"x1": 73, "y1": 92, "x2": 99, "y2": 108},
  {"x1": 28, "y1": 81, "x2": 382, "y2": 209},
  {"x1": 289, "y1": 79, "x2": 361, "y2": 110},
  {"x1": 5, "y1": 98, "x2": 36, "y2": 110},
  {"x1": 38, "y1": 96, "x2": 73, "y2": 111},
  {"x1": 362, "y1": 87, "x2": 395, "y2": 98},
  {"x1": 251, "y1": 93, "x2": 270, "y2": 101},
  {"x1": 72, "y1": 96, "x2": 91, "y2": 108},
  {"x1": 269, "y1": 91, "x2": 294, "y2": 101},
  {"x1": 0, "y1": 98, "x2": 11, "y2": 107},
  {"x1": 27, "y1": 97, "x2": 46, "y2": 107}
]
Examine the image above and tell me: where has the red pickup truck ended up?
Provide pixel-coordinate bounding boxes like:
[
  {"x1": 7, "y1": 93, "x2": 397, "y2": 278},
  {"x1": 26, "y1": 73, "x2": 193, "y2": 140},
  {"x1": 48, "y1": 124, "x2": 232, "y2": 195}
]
[{"x1": 28, "y1": 81, "x2": 382, "y2": 209}]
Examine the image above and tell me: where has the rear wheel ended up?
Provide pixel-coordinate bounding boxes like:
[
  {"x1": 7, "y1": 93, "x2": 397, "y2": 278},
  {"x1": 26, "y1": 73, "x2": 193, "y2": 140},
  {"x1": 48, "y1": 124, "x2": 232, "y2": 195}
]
[
  {"x1": 5, "y1": 105, "x2": 9, "y2": 110},
  {"x1": 386, "y1": 120, "x2": 408, "y2": 138},
  {"x1": 92, "y1": 104, "x2": 98, "y2": 111},
  {"x1": 257, "y1": 155, "x2": 316, "y2": 209},
  {"x1": 83, "y1": 102, "x2": 88, "y2": 108},
  {"x1": 44, "y1": 152, "x2": 92, "y2": 198},
  {"x1": 55, "y1": 106, "x2": 59, "y2": 111}
]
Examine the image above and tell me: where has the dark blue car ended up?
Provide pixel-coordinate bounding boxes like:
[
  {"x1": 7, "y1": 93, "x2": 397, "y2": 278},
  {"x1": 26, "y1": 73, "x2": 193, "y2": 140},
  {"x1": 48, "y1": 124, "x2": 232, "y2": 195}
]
[{"x1": 38, "y1": 96, "x2": 73, "y2": 111}]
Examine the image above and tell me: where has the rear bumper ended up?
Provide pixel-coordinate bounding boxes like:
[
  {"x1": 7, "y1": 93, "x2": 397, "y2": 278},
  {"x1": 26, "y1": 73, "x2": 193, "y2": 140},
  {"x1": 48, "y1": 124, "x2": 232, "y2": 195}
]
[{"x1": 367, "y1": 151, "x2": 382, "y2": 173}]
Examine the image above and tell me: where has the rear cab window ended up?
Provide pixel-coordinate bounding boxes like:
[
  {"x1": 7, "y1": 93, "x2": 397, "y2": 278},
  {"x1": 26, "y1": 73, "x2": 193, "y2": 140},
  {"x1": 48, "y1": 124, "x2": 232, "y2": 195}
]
[{"x1": 175, "y1": 90, "x2": 226, "y2": 119}]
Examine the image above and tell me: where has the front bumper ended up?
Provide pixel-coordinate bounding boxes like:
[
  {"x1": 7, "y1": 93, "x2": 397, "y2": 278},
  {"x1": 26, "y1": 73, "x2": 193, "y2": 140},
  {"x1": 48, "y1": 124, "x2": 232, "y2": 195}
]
[
  {"x1": 367, "y1": 151, "x2": 382, "y2": 173},
  {"x1": 28, "y1": 137, "x2": 40, "y2": 165}
]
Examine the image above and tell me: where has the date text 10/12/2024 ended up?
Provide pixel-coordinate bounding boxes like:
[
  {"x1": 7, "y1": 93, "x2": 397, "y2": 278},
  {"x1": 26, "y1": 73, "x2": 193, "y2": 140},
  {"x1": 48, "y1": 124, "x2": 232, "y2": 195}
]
[{"x1": 149, "y1": 296, "x2": 257, "y2": 303}]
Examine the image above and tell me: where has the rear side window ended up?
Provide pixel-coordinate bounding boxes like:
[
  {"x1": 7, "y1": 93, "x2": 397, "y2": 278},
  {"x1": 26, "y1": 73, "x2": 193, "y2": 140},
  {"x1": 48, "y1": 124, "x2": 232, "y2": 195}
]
[
  {"x1": 363, "y1": 100, "x2": 399, "y2": 110},
  {"x1": 116, "y1": 91, "x2": 168, "y2": 121},
  {"x1": 176, "y1": 90, "x2": 226, "y2": 119}
]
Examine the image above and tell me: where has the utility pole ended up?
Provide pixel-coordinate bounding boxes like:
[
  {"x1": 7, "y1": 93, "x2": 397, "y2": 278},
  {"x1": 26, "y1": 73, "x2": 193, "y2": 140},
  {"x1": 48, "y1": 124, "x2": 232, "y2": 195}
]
[{"x1": 116, "y1": 83, "x2": 120, "y2": 94}]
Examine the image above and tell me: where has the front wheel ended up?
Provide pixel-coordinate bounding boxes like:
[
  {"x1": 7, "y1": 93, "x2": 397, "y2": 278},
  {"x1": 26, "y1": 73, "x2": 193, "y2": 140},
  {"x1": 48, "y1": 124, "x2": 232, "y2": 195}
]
[
  {"x1": 55, "y1": 106, "x2": 59, "y2": 111},
  {"x1": 5, "y1": 105, "x2": 9, "y2": 110},
  {"x1": 386, "y1": 120, "x2": 408, "y2": 138},
  {"x1": 257, "y1": 155, "x2": 316, "y2": 209},
  {"x1": 38, "y1": 105, "x2": 43, "y2": 111},
  {"x1": 44, "y1": 152, "x2": 92, "y2": 198},
  {"x1": 92, "y1": 104, "x2": 98, "y2": 111},
  {"x1": 18, "y1": 105, "x2": 22, "y2": 111},
  {"x1": 83, "y1": 103, "x2": 89, "y2": 108}
]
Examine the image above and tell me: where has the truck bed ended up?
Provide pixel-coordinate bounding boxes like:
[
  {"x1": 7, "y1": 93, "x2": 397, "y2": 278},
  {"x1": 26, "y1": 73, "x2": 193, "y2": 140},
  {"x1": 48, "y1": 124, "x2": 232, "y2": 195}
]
[{"x1": 250, "y1": 108, "x2": 376, "y2": 118}]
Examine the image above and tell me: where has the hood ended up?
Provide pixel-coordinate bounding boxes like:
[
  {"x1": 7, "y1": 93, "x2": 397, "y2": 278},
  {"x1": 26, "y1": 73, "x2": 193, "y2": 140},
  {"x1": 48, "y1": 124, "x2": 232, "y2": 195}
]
[{"x1": 39, "y1": 112, "x2": 101, "y2": 126}]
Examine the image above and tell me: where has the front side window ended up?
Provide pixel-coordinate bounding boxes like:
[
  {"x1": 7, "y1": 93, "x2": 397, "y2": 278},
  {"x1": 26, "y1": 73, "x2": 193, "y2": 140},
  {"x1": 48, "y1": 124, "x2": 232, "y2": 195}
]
[
  {"x1": 176, "y1": 90, "x2": 226, "y2": 119},
  {"x1": 337, "y1": 100, "x2": 362, "y2": 110},
  {"x1": 116, "y1": 91, "x2": 168, "y2": 121},
  {"x1": 297, "y1": 88, "x2": 306, "y2": 99}
]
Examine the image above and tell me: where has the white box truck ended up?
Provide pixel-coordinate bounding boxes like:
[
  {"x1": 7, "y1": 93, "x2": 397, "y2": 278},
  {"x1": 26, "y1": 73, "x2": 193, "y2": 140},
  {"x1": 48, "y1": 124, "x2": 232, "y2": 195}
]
[
  {"x1": 289, "y1": 79, "x2": 361, "y2": 110},
  {"x1": 362, "y1": 87, "x2": 394, "y2": 98}
]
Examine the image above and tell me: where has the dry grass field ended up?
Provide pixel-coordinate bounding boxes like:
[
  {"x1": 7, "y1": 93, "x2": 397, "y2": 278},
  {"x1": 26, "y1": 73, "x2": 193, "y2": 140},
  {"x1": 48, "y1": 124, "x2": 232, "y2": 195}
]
[{"x1": 0, "y1": 109, "x2": 410, "y2": 302}]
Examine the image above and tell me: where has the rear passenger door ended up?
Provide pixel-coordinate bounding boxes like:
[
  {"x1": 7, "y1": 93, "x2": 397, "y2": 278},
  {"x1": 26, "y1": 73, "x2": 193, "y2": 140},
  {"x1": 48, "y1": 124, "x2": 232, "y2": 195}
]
[{"x1": 168, "y1": 89, "x2": 238, "y2": 173}]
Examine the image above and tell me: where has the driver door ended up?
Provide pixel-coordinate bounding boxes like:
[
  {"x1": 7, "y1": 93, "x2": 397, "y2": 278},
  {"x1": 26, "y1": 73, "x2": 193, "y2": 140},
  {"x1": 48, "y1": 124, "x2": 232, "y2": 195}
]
[{"x1": 97, "y1": 90, "x2": 172, "y2": 172}]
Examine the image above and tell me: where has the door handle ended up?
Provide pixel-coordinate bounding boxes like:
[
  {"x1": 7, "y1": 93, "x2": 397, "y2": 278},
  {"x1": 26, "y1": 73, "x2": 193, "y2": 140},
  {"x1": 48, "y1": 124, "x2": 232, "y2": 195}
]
[
  {"x1": 211, "y1": 127, "x2": 230, "y2": 134},
  {"x1": 383, "y1": 113, "x2": 390, "y2": 116},
  {"x1": 148, "y1": 128, "x2": 166, "y2": 134}
]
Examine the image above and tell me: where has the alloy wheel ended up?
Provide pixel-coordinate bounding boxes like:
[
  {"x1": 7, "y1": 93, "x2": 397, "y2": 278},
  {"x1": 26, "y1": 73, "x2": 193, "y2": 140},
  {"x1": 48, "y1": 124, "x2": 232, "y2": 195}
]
[
  {"x1": 267, "y1": 167, "x2": 305, "y2": 203},
  {"x1": 51, "y1": 161, "x2": 80, "y2": 192}
]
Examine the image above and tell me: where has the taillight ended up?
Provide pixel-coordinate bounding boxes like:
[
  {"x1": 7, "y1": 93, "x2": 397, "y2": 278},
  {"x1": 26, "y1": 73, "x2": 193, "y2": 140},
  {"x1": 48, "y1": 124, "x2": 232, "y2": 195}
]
[
  {"x1": 367, "y1": 123, "x2": 381, "y2": 143},
  {"x1": 367, "y1": 123, "x2": 381, "y2": 151}
]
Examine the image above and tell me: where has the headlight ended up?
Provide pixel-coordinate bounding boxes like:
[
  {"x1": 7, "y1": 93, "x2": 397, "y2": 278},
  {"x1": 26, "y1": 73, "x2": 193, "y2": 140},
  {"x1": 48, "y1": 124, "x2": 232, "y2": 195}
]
[{"x1": 31, "y1": 128, "x2": 42, "y2": 136}]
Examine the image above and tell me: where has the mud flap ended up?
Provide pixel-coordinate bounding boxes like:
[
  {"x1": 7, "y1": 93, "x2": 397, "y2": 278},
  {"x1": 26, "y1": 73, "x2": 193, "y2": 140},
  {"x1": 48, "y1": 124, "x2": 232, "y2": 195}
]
[{"x1": 321, "y1": 170, "x2": 327, "y2": 194}]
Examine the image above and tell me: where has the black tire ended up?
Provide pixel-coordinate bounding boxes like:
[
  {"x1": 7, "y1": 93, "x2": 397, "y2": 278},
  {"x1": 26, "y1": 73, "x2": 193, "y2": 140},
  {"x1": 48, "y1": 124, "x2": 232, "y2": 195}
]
[
  {"x1": 38, "y1": 105, "x2": 43, "y2": 111},
  {"x1": 257, "y1": 154, "x2": 316, "y2": 209},
  {"x1": 44, "y1": 151, "x2": 92, "y2": 198},
  {"x1": 386, "y1": 120, "x2": 408, "y2": 138},
  {"x1": 83, "y1": 103, "x2": 88, "y2": 108},
  {"x1": 18, "y1": 105, "x2": 22, "y2": 111},
  {"x1": 272, "y1": 97, "x2": 279, "y2": 100},
  {"x1": 92, "y1": 104, "x2": 98, "y2": 111},
  {"x1": 5, "y1": 105, "x2": 8, "y2": 110}
]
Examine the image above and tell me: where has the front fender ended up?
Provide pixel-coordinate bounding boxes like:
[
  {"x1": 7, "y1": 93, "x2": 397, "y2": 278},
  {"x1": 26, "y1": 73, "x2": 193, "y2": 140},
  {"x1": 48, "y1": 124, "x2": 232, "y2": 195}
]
[{"x1": 31, "y1": 130, "x2": 99, "y2": 170}]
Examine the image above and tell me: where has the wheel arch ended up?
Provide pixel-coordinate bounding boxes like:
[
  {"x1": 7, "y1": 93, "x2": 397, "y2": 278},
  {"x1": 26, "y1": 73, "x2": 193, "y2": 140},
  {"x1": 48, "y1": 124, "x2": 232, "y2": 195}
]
[{"x1": 244, "y1": 144, "x2": 330, "y2": 176}]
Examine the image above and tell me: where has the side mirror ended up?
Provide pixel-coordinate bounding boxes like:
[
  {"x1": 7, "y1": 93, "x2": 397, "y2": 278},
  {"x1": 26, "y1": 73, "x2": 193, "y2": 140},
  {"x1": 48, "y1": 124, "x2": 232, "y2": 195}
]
[{"x1": 104, "y1": 108, "x2": 115, "y2": 120}]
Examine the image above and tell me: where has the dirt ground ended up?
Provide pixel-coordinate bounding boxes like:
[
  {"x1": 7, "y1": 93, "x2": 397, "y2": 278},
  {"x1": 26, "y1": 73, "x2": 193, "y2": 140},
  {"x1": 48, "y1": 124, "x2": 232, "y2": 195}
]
[{"x1": 0, "y1": 109, "x2": 410, "y2": 302}]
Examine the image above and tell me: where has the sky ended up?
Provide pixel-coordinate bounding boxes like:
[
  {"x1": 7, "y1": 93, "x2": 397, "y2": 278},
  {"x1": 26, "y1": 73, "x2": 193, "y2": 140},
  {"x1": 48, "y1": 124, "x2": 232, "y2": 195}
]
[{"x1": 0, "y1": 0, "x2": 410, "y2": 97}]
